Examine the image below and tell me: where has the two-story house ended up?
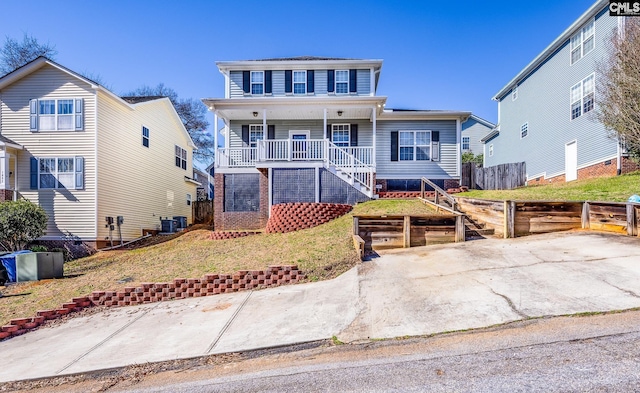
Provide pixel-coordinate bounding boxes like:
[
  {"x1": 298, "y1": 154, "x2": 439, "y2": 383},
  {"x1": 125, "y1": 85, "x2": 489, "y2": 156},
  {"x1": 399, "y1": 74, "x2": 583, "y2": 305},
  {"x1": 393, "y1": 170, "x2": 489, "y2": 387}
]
[
  {"x1": 461, "y1": 115, "x2": 495, "y2": 156},
  {"x1": 203, "y1": 57, "x2": 470, "y2": 230},
  {"x1": 0, "y1": 57, "x2": 198, "y2": 250},
  {"x1": 485, "y1": 0, "x2": 638, "y2": 183}
]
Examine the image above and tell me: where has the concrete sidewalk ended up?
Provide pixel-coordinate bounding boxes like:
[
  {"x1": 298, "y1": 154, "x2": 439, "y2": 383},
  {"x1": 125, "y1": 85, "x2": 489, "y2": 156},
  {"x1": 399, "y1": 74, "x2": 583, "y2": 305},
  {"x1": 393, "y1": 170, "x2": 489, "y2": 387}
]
[{"x1": 1, "y1": 231, "x2": 640, "y2": 383}]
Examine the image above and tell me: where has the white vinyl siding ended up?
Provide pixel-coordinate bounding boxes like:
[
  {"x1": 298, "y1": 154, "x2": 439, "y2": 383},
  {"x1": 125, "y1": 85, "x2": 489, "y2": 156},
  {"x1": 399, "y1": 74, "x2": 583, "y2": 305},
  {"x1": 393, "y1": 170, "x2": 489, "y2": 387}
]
[{"x1": 0, "y1": 64, "x2": 96, "y2": 240}]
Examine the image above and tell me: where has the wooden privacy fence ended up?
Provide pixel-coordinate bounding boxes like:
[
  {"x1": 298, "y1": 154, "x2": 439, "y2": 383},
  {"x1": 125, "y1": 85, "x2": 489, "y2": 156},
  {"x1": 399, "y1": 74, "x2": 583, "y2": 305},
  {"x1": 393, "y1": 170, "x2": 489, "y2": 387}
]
[
  {"x1": 192, "y1": 200, "x2": 214, "y2": 224},
  {"x1": 352, "y1": 214, "x2": 466, "y2": 259},
  {"x1": 462, "y1": 162, "x2": 526, "y2": 190},
  {"x1": 456, "y1": 197, "x2": 640, "y2": 238}
]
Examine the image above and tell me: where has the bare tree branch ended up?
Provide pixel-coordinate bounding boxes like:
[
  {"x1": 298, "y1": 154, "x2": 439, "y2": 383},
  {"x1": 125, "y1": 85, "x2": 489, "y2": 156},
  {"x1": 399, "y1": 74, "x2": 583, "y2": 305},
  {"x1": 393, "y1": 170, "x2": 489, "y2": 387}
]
[{"x1": 0, "y1": 33, "x2": 57, "y2": 75}]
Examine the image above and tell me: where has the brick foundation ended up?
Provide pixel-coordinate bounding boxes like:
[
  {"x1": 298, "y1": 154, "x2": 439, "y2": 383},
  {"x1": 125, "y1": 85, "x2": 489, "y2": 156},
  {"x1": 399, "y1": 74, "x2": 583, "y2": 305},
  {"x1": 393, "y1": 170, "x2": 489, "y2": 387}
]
[
  {"x1": 443, "y1": 179, "x2": 460, "y2": 190},
  {"x1": 209, "y1": 231, "x2": 261, "y2": 240},
  {"x1": 375, "y1": 179, "x2": 388, "y2": 193},
  {"x1": 529, "y1": 157, "x2": 640, "y2": 184},
  {"x1": 214, "y1": 171, "x2": 270, "y2": 231},
  {"x1": 0, "y1": 265, "x2": 304, "y2": 341},
  {"x1": 0, "y1": 189, "x2": 14, "y2": 202},
  {"x1": 265, "y1": 203, "x2": 352, "y2": 233}
]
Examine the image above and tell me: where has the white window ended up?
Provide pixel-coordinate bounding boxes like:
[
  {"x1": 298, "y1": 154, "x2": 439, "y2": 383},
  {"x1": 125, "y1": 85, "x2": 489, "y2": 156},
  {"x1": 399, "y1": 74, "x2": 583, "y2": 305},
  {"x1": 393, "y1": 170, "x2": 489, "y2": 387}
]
[
  {"x1": 251, "y1": 71, "x2": 264, "y2": 95},
  {"x1": 570, "y1": 19, "x2": 594, "y2": 65},
  {"x1": 31, "y1": 98, "x2": 83, "y2": 131},
  {"x1": 142, "y1": 126, "x2": 149, "y2": 147},
  {"x1": 38, "y1": 157, "x2": 84, "y2": 189},
  {"x1": 489, "y1": 144, "x2": 494, "y2": 157},
  {"x1": 399, "y1": 131, "x2": 431, "y2": 161},
  {"x1": 571, "y1": 74, "x2": 595, "y2": 120},
  {"x1": 462, "y1": 136, "x2": 470, "y2": 151},
  {"x1": 249, "y1": 124, "x2": 264, "y2": 147},
  {"x1": 293, "y1": 71, "x2": 306, "y2": 94},
  {"x1": 187, "y1": 193, "x2": 192, "y2": 206},
  {"x1": 520, "y1": 122, "x2": 528, "y2": 139},
  {"x1": 175, "y1": 145, "x2": 187, "y2": 170},
  {"x1": 332, "y1": 124, "x2": 350, "y2": 147},
  {"x1": 512, "y1": 86, "x2": 518, "y2": 101},
  {"x1": 335, "y1": 70, "x2": 349, "y2": 94}
]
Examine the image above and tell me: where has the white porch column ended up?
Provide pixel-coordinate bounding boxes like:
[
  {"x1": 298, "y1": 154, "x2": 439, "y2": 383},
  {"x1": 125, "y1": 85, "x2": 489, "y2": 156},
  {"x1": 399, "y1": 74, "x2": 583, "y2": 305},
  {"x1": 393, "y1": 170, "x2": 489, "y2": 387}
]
[
  {"x1": 0, "y1": 149, "x2": 6, "y2": 189},
  {"x1": 225, "y1": 121, "x2": 230, "y2": 150},
  {"x1": 372, "y1": 107, "x2": 377, "y2": 166},
  {"x1": 323, "y1": 108, "x2": 327, "y2": 138},
  {"x1": 213, "y1": 113, "x2": 219, "y2": 168},
  {"x1": 323, "y1": 108, "x2": 328, "y2": 163}
]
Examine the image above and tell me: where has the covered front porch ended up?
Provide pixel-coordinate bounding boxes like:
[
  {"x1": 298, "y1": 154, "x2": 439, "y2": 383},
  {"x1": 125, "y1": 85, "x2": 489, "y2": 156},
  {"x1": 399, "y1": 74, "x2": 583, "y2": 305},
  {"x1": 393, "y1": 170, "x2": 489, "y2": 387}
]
[{"x1": 0, "y1": 136, "x2": 23, "y2": 202}]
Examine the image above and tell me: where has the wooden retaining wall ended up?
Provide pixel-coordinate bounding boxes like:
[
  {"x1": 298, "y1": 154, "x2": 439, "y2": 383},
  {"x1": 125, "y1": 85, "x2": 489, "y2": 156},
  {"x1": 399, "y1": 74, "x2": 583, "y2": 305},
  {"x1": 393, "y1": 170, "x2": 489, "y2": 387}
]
[
  {"x1": 457, "y1": 197, "x2": 640, "y2": 238},
  {"x1": 353, "y1": 214, "x2": 465, "y2": 258}
]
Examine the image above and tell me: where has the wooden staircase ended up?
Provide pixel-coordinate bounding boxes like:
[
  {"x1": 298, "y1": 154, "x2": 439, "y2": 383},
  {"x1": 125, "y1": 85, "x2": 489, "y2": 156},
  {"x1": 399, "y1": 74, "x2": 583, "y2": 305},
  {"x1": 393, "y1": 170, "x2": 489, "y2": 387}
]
[{"x1": 463, "y1": 215, "x2": 495, "y2": 239}]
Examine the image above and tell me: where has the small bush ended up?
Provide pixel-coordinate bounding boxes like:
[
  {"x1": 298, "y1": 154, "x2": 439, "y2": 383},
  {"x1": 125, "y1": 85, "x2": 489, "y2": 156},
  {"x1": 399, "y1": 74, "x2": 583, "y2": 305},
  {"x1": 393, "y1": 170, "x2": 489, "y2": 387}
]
[
  {"x1": 29, "y1": 245, "x2": 48, "y2": 252},
  {"x1": 0, "y1": 199, "x2": 48, "y2": 251}
]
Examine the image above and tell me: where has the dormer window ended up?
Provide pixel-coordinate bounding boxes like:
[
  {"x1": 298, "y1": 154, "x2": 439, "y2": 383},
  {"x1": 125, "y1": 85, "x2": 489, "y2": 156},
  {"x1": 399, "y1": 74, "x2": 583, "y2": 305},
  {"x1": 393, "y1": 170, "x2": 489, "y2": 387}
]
[
  {"x1": 335, "y1": 70, "x2": 349, "y2": 94},
  {"x1": 293, "y1": 71, "x2": 306, "y2": 94},
  {"x1": 251, "y1": 71, "x2": 264, "y2": 95}
]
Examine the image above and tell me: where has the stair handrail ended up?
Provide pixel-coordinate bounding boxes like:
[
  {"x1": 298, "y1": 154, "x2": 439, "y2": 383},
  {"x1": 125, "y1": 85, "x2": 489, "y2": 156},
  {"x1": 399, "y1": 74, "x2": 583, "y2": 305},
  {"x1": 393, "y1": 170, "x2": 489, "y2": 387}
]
[
  {"x1": 420, "y1": 177, "x2": 458, "y2": 212},
  {"x1": 328, "y1": 141, "x2": 374, "y2": 192}
]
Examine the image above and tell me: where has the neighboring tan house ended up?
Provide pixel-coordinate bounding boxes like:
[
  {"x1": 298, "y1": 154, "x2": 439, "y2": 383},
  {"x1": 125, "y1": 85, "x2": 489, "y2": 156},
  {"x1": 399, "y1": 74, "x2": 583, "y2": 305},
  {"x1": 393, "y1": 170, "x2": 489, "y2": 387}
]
[
  {"x1": 461, "y1": 115, "x2": 494, "y2": 156},
  {"x1": 203, "y1": 57, "x2": 470, "y2": 230},
  {"x1": 0, "y1": 57, "x2": 198, "y2": 248},
  {"x1": 485, "y1": 0, "x2": 638, "y2": 183}
]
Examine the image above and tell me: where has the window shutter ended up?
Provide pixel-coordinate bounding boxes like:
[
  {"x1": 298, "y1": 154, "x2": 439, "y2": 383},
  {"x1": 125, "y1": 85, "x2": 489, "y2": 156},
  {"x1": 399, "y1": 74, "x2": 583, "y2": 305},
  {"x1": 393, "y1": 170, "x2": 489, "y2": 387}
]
[
  {"x1": 242, "y1": 71, "x2": 250, "y2": 94},
  {"x1": 391, "y1": 131, "x2": 399, "y2": 162},
  {"x1": 327, "y1": 70, "x2": 335, "y2": 93},
  {"x1": 327, "y1": 124, "x2": 332, "y2": 141},
  {"x1": 349, "y1": 69, "x2": 357, "y2": 93},
  {"x1": 267, "y1": 124, "x2": 275, "y2": 140},
  {"x1": 30, "y1": 157, "x2": 38, "y2": 189},
  {"x1": 75, "y1": 156, "x2": 84, "y2": 189},
  {"x1": 265, "y1": 70, "x2": 272, "y2": 94},
  {"x1": 30, "y1": 99, "x2": 38, "y2": 131},
  {"x1": 242, "y1": 125, "x2": 250, "y2": 147},
  {"x1": 75, "y1": 98, "x2": 84, "y2": 131},
  {"x1": 350, "y1": 124, "x2": 358, "y2": 147},
  {"x1": 307, "y1": 70, "x2": 314, "y2": 93},
  {"x1": 284, "y1": 70, "x2": 292, "y2": 93},
  {"x1": 431, "y1": 131, "x2": 440, "y2": 162}
]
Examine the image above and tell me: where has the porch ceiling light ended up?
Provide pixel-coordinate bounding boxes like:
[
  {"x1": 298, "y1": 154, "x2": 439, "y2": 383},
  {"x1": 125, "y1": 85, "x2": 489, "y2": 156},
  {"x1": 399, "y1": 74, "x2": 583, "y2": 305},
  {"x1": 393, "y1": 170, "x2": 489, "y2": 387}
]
[
  {"x1": 337, "y1": 110, "x2": 343, "y2": 117},
  {"x1": 253, "y1": 111, "x2": 258, "y2": 117}
]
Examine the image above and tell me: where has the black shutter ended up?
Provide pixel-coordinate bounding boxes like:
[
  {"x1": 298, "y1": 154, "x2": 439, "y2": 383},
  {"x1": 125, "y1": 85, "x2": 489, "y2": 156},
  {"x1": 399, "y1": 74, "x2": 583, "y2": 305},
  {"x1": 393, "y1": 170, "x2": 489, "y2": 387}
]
[
  {"x1": 285, "y1": 70, "x2": 292, "y2": 93},
  {"x1": 242, "y1": 71, "x2": 250, "y2": 94},
  {"x1": 350, "y1": 124, "x2": 358, "y2": 147},
  {"x1": 391, "y1": 131, "x2": 399, "y2": 162},
  {"x1": 267, "y1": 124, "x2": 275, "y2": 139},
  {"x1": 327, "y1": 70, "x2": 335, "y2": 93},
  {"x1": 242, "y1": 125, "x2": 250, "y2": 147},
  {"x1": 327, "y1": 124, "x2": 332, "y2": 141},
  {"x1": 30, "y1": 157, "x2": 38, "y2": 189},
  {"x1": 265, "y1": 70, "x2": 272, "y2": 94},
  {"x1": 307, "y1": 70, "x2": 314, "y2": 93},
  {"x1": 432, "y1": 131, "x2": 440, "y2": 142},
  {"x1": 349, "y1": 69, "x2": 357, "y2": 93}
]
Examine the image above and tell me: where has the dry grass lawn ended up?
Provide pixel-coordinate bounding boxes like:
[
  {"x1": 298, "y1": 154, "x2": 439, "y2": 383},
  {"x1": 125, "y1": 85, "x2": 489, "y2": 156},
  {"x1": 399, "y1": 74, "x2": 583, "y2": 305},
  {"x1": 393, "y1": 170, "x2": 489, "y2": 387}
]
[{"x1": 0, "y1": 199, "x2": 435, "y2": 325}]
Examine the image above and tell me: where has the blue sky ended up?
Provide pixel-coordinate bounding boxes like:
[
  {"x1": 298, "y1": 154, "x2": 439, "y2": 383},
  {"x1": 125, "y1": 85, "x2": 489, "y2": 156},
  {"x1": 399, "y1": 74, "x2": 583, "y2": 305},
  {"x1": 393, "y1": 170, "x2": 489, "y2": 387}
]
[{"x1": 1, "y1": 0, "x2": 597, "y2": 127}]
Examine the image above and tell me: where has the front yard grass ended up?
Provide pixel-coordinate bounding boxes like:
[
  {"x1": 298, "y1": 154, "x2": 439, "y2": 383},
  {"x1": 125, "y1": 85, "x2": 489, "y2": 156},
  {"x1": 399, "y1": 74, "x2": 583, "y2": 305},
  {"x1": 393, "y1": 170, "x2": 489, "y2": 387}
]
[
  {"x1": 0, "y1": 199, "x2": 435, "y2": 325},
  {"x1": 458, "y1": 171, "x2": 640, "y2": 202}
]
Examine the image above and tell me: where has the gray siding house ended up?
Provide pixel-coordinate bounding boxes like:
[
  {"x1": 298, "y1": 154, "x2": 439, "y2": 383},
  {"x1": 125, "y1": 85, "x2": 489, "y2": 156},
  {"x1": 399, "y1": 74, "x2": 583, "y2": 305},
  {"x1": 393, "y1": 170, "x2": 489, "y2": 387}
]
[
  {"x1": 485, "y1": 0, "x2": 637, "y2": 183},
  {"x1": 461, "y1": 115, "x2": 494, "y2": 156},
  {"x1": 203, "y1": 57, "x2": 471, "y2": 230}
]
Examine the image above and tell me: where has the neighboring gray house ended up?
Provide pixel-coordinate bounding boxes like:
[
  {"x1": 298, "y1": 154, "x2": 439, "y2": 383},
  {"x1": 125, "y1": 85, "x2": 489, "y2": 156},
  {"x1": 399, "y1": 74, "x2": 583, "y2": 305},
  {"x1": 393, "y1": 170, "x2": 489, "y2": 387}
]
[
  {"x1": 485, "y1": 0, "x2": 637, "y2": 183},
  {"x1": 461, "y1": 115, "x2": 494, "y2": 156},
  {"x1": 203, "y1": 57, "x2": 470, "y2": 230}
]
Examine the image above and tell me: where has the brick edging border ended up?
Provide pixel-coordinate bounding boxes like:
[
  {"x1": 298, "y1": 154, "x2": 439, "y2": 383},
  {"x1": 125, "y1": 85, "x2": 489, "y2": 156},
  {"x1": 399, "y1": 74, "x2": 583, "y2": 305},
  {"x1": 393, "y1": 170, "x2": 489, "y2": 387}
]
[
  {"x1": 209, "y1": 231, "x2": 261, "y2": 240},
  {"x1": 0, "y1": 265, "x2": 304, "y2": 341}
]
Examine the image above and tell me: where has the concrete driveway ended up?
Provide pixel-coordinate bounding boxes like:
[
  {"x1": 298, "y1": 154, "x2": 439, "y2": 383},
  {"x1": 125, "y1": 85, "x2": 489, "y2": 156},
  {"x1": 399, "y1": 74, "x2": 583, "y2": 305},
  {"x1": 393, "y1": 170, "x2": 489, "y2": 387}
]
[{"x1": 1, "y1": 231, "x2": 639, "y2": 382}]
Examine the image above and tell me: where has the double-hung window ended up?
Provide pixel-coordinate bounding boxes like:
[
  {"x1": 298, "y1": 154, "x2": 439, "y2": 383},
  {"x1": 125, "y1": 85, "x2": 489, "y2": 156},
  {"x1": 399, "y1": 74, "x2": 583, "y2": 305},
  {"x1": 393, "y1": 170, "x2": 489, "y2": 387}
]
[
  {"x1": 462, "y1": 136, "x2": 470, "y2": 151},
  {"x1": 142, "y1": 126, "x2": 150, "y2": 147},
  {"x1": 520, "y1": 123, "x2": 528, "y2": 139},
  {"x1": 36, "y1": 157, "x2": 84, "y2": 189},
  {"x1": 251, "y1": 71, "x2": 264, "y2": 95},
  {"x1": 571, "y1": 74, "x2": 595, "y2": 120},
  {"x1": 335, "y1": 70, "x2": 349, "y2": 94},
  {"x1": 30, "y1": 98, "x2": 83, "y2": 131},
  {"x1": 570, "y1": 20, "x2": 594, "y2": 65},
  {"x1": 399, "y1": 131, "x2": 431, "y2": 161},
  {"x1": 293, "y1": 71, "x2": 306, "y2": 94},
  {"x1": 332, "y1": 124, "x2": 350, "y2": 147},
  {"x1": 175, "y1": 145, "x2": 187, "y2": 170},
  {"x1": 249, "y1": 125, "x2": 264, "y2": 147}
]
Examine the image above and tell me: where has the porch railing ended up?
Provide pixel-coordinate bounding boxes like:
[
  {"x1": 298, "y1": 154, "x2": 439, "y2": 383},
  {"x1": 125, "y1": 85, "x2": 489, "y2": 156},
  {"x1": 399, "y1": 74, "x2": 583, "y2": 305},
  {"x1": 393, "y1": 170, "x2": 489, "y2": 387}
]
[
  {"x1": 216, "y1": 147, "x2": 258, "y2": 167},
  {"x1": 328, "y1": 141, "x2": 374, "y2": 194},
  {"x1": 258, "y1": 139, "x2": 327, "y2": 162}
]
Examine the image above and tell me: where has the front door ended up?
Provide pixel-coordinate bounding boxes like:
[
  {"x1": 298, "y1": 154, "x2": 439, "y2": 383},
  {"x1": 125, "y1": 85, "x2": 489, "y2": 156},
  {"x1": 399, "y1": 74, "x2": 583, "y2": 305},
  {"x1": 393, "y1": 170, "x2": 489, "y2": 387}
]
[
  {"x1": 565, "y1": 140, "x2": 577, "y2": 182},
  {"x1": 289, "y1": 130, "x2": 310, "y2": 160}
]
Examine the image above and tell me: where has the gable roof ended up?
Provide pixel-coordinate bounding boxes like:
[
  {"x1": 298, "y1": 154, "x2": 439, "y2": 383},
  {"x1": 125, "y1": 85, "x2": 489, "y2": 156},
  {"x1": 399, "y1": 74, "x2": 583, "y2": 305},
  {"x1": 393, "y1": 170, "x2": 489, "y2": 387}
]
[
  {"x1": 492, "y1": 0, "x2": 608, "y2": 101},
  {"x1": 465, "y1": 114, "x2": 496, "y2": 129}
]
